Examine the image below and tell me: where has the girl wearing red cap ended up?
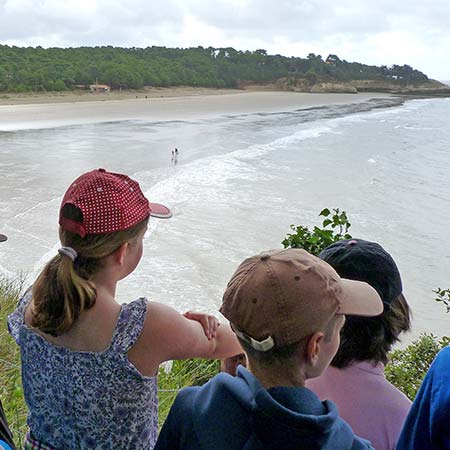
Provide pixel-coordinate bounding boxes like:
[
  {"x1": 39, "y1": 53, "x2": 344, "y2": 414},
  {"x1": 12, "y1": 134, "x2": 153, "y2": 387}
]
[{"x1": 8, "y1": 169, "x2": 241, "y2": 450}]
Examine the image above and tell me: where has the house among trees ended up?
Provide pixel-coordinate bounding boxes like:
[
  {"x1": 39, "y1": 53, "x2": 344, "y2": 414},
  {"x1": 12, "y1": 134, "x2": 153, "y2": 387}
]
[
  {"x1": 89, "y1": 84, "x2": 111, "y2": 93},
  {"x1": 325, "y1": 54, "x2": 340, "y2": 65}
]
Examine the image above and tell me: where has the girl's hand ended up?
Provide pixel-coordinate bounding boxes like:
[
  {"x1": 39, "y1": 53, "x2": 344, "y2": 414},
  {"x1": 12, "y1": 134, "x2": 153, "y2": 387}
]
[{"x1": 183, "y1": 311, "x2": 221, "y2": 340}]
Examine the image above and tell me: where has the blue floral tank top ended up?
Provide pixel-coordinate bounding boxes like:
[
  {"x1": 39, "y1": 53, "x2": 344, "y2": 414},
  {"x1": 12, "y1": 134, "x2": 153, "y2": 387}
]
[{"x1": 7, "y1": 290, "x2": 158, "y2": 449}]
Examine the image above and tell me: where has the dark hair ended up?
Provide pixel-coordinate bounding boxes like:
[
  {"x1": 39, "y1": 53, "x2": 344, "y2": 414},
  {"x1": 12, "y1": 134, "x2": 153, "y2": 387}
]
[
  {"x1": 331, "y1": 293, "x2": 411, "y2": 368},
  {"x1": 31, "y1": 204, "x2": 148, "y2": 336}
]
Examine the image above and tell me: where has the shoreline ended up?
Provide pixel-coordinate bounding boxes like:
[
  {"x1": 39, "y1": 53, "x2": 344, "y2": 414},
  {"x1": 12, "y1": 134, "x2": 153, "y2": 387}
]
[
  {"x1": 0, "y1": 87, "x2": 245, "y2": 106},
  {"x1": 0, "y1": 90, "x2": 396, "y2": 131},
  {"x1": 0, "y1": 84, "x2": 448, "y2": 107}
]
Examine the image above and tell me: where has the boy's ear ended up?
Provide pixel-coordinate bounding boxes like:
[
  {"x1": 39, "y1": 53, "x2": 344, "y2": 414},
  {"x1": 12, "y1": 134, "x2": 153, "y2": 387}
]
[
  {"x1": 114, "y1": 242, "x2": 129, "y2": 265},
  {"x1": 305, "y1": 331, "x2": 324, "y2": 366}
]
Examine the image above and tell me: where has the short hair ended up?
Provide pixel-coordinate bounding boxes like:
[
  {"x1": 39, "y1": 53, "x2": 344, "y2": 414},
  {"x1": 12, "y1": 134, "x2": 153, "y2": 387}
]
[
  {"x1": 220, "y1": 353, "x2": 247, "y2": 376},
  {"x1": 237, "y1": 314, "x2": 341, "y2": 367},
  {"x1": 331, "y1": 293, "x2": 411, "y2": 368},
  {"x1": 238, "y1": 337, "x2": 305, "y2": 367}
]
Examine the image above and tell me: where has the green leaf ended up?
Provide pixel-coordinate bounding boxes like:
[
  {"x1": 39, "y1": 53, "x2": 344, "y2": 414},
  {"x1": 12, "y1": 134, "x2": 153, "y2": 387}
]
[{"x1": 283, "y1": 207, "x2": 352, "y2": 255}]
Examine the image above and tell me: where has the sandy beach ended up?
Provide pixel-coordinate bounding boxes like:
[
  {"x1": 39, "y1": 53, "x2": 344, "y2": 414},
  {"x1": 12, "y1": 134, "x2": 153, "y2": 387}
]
[
  {"x1": 0, "y1": 89, "x2": 392, "y2": 131},
  {"x1": 0, "y1": 87, "x2": 244, "y2": 105}
]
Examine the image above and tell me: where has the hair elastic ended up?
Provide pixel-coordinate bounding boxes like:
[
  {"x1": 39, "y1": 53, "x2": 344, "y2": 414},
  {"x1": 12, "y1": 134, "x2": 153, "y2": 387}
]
[{"x1": 58, "y1": 246, "x2": 78, "y2": 262}]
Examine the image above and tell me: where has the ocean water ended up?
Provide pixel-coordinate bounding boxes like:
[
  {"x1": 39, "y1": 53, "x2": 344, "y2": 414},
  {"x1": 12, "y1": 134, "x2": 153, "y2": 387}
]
[{"x1": 1, "y1": 96, "x2": 450, "y2": 342}]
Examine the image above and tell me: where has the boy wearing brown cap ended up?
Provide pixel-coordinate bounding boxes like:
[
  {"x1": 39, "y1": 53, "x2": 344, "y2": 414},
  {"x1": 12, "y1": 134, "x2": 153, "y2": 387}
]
[{"x1": 155, "y1": 248, "x2": 382, "y2": 450}]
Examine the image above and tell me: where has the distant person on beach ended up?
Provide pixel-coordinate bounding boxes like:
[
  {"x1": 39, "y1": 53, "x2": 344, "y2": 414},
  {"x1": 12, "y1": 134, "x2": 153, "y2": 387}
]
[
  {"x1": 396, "y1": 348, "x2": 450, "y2": 449},
  {"x1": 155, "y1": 248, "x2": 383, "y2": 450},
  {"x1": 0, "y1": 234, "x2": 16, "y2": 450},
  {"x1": 8, "y1": 168, "x2": 242, "y2": 450},
  {"x1": 172, "y1": 148, "x2": 178, "y2": 166},
  {"x1": 307, "y1": 239, "x2": 412, "y2": 450}
]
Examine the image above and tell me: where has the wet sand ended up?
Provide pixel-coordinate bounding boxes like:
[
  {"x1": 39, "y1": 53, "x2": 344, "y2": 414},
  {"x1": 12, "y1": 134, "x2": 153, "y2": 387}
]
[{"x1": 0, "y1": 90, "x2": 392, "y2": 131}]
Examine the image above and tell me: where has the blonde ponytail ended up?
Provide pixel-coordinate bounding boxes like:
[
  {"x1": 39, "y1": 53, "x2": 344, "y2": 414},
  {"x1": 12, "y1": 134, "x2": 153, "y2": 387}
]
[
  {"x1": 31, "y1": 204, "x2": 149, "y2": 336},
  {"x1": 32, "y1": 254, "x2": 97, "y2": 336}
]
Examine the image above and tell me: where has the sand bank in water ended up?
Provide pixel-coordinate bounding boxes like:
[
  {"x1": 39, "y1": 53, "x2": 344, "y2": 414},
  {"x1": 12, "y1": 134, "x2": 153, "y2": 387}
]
[
  {"x1": 0, "y1": 87, "x2": 244, "y2": 106},
  {"x1": 0, "y1": 89, "x2": 392, "y2": 131}
]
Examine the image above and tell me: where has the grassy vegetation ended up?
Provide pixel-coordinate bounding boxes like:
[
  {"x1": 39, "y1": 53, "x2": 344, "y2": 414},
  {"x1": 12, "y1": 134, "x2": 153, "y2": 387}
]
[
  {"x1": 0, "y1": 276, "x2": 448, "y2": 447},
  {"x1": 157, "y1": 359, "x2": 219, "y2": 428},
  {"x1": 0, "y1": 276, "x2": 27, "y2": 447}
]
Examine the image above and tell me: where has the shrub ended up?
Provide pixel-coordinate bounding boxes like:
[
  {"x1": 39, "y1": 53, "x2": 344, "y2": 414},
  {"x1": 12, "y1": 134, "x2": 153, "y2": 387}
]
[
  {"x1": 11, "y1": 84, "x2": 30, "y2": 93},
  {"x1": 282, "y1": 207, "x2": 352, "y2": 255},
  {"x1": 386, "y1": 334, "x2": 450, "y2": 401},
  {"x1": 434, "y1": 288, "x2": 450, "y2": 313}
]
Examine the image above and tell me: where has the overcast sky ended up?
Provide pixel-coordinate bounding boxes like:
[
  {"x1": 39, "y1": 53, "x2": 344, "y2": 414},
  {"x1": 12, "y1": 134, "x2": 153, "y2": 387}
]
[{"x1": 1, "y1": 0, "x2": 449, "y2": 80}]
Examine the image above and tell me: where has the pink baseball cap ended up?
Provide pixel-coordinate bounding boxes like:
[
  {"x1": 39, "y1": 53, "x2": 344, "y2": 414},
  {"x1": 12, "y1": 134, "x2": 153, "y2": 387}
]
[{"x1": 59, "y1": 168, "x2": 171, "y2": 237}]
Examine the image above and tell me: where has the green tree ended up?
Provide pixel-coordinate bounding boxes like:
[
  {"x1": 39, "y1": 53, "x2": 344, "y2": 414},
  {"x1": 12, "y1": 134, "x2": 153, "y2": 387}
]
[{"x1": 0, "y1": 44, "x2": 432, "y2": 92}]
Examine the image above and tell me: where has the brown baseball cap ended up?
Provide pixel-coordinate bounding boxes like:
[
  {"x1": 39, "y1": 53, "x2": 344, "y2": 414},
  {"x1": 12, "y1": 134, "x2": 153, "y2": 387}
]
[
  {"x1": 220, "y1": 248, "x2": 383, "y2": 352},
  {"x1": 0, "y1": 234, "x2": 7, "y2": 243}
]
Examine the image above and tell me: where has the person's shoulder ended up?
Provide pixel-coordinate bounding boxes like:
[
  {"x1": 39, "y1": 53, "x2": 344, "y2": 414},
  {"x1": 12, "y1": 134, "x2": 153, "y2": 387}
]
[
  {"x1": 166, "y1": 383, "x2": 210, "y2": 426},
  {"x1": 178, "y1": 372, "x2": 233, "y2": 399},
  {"x1": 173, "y1": 385, "x2": 200, "y2": 408},
  {"x1": 383, "y1": 379, "x2": 412, "y2": 407},
  {"x1": 327, "y1": 402, "x2": 374, "y2": 450},
  {"x1": 128, "y1": 296, "x2": 148, "y2": 306},
  {"x1": 421, "y1": 345, "x2": 450, "y2": 387},
  {"x1": 174, "y1": 372, "x2": 239, "y2": 411},
  {"x1": 433, "y1": 345, "x2": 450, "y2": 367},
  {"x1": 417, "y1": 346, "x2": 450, "y2": 411},
  {"x1": 120, "y1": 297, "x2": 148, "y2": 325},
  {"x1": 350, "y1": 435, "x2": 375, "y2": 450},
  {"x1": 424, "y1": 346, "x2": 450, "y2": 391},
  {"x1": 155, "y1": 385, "x2": 202, "y2": 450},
  {"x1": 7, "y1": 286, "x2": 33, "y2": 344}
]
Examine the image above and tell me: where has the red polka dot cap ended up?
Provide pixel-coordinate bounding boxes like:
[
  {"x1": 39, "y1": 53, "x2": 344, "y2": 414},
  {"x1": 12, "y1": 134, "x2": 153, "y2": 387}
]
[{"x1": 59, "y1": 168, "x2": 172, "y2": 237}]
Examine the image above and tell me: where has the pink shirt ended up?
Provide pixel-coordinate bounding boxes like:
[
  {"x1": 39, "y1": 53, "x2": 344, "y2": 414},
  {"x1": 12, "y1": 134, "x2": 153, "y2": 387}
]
[{"x1": 307, "y1": 362, "x2": 411, "y2": 450}]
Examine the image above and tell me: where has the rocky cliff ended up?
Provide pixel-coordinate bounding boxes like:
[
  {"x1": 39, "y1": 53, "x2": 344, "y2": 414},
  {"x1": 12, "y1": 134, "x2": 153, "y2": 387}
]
[{"x1": 271, "y1": 77, "x2": 450, "y2": 96}]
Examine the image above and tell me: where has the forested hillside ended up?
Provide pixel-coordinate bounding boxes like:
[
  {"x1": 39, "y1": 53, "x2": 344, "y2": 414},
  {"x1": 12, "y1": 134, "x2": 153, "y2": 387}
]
[{"x1": 0, "y1": 45, "x2": 430, "y2": 92}]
